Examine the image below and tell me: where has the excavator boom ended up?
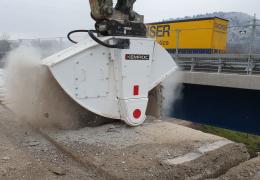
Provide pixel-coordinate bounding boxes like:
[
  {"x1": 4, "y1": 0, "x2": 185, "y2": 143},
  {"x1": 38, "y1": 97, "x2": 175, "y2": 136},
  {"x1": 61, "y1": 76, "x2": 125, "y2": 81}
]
[{"x1": 89, "y1": 0, "x2": 146, "y2": 37}]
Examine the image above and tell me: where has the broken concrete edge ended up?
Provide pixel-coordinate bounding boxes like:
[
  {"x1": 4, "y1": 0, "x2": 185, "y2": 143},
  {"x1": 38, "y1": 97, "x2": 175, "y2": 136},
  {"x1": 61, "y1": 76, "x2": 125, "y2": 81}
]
[
  {"x1": 163, "y1": 139, "x2": 233, "y2": 165},
  {"x1": 159, "y1": 143, "x2": 250, "y2": 180},
  {"x1": 216, "y1": 156, "x2": 260, "y2": 180}
]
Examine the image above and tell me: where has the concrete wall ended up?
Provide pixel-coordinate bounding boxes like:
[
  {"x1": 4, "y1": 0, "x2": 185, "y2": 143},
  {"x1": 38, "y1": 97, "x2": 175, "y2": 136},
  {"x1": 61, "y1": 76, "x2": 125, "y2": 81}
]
[{"x1": 178, "y1": 71, "x2": 260, "y2": 90}]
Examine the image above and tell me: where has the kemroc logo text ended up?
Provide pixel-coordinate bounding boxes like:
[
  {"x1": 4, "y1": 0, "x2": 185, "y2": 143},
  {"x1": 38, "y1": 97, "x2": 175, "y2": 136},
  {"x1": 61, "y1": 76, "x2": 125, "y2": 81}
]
[{"x1": 125, "y1": 54, "x2": 150, "y2": 61}]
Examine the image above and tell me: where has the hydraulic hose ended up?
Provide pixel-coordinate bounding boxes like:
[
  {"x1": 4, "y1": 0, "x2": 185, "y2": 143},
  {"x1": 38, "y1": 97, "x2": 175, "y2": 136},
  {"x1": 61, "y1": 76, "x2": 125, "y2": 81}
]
[
  {"x1": 67, "y1": 30, "x2": 129, "y2": 49},
  {"x1": 67, "y1": 30, "x2": 92, "y2": 44}
]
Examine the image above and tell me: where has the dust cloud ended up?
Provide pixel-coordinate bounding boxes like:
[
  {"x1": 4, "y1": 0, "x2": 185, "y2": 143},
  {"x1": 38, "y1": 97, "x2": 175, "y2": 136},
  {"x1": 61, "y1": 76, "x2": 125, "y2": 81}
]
[
  {"x1": 3, "y1": 45, "x2": 182, "y2": 128},
  {"x1": 4, "y1": 46, "x2": 91, "y2": 129},
  {"x1": 161, "y1": 71, "x2": 183, "y2": 117}
]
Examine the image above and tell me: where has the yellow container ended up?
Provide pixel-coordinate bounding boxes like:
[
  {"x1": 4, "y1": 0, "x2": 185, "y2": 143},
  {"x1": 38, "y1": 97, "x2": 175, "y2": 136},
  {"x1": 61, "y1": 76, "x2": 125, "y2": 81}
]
[{"x1": 146, "y1": 17, "x2": 229, "y2": 54}]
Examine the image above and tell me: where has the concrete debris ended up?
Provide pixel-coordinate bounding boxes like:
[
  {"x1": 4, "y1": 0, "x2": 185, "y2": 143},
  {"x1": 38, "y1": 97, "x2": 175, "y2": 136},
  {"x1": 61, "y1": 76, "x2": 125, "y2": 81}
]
[
  {"x1": 48, "y1": 166, "x2": 66, "y2": 176},
  {"x1": 28, "y1": 141, "x2": 40, "y2": 147},
  {"x1": 1, "y1": 169, "x2": 7, "y2": 176},
  {"x1": 1, "y1": 156, "x2": 10, "y2": 161}
]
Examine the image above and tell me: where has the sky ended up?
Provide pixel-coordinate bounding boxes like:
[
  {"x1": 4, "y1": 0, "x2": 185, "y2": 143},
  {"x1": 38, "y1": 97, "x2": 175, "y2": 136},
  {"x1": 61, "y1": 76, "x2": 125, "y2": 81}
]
[{"x1": 0, "y1": 0, "x2": 259, "y2": 39}]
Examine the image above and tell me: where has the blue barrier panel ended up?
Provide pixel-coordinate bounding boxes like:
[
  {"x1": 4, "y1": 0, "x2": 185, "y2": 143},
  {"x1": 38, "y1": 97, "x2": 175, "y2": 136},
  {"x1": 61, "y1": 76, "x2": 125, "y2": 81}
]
[{"x1": 172, "y1": 84, "x2": 260, "y2": 135}]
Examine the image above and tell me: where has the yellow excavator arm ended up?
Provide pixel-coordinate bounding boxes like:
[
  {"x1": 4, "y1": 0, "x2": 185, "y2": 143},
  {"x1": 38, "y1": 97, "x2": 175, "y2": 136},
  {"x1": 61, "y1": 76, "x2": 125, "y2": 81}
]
[
  {"x1": 88, "y1": 0, "x2": 146, "y2": 37},
  {"x1": 89, "y1": 0, "x2": 136, "y2": 21}
]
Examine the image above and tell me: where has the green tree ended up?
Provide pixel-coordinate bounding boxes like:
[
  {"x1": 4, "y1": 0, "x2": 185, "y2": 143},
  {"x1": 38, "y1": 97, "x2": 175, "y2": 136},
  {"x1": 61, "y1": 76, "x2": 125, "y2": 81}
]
[
  {"x1": 0, "y1": 33, "x2": 11, "y2": 51},
  {"x1": 0, "y1": 33, "x2": 11, "y2": 59}
]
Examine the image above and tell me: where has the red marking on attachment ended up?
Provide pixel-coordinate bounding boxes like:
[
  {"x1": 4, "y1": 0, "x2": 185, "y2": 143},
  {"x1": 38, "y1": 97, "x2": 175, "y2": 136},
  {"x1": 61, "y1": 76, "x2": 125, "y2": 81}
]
[
  {"x1": 133, "y1": 109, "x2": 141, "y2": 119},
  {"x1": 133, "y1": 85, "x2": 139, "y2": 96}
]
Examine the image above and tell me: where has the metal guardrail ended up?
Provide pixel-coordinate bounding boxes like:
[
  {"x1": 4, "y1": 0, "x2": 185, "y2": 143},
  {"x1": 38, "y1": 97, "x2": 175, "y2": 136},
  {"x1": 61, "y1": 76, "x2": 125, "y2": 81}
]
[{"x1": 173, "y1": 54, "x2": 260, "y2": 75}]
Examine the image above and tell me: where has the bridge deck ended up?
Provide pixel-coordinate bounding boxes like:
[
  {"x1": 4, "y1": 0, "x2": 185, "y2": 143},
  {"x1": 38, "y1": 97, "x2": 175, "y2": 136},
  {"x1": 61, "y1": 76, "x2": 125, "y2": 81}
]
[{"x1": 173, "y1": 54, "x2": 260, "y2": 90}]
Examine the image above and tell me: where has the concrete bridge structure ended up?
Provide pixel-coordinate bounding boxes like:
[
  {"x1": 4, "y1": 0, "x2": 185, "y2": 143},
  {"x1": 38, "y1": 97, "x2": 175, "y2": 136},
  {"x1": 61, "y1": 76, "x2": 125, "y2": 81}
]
[{"x1": 174, "y1": 54, "x2": 260, "y2": 90}]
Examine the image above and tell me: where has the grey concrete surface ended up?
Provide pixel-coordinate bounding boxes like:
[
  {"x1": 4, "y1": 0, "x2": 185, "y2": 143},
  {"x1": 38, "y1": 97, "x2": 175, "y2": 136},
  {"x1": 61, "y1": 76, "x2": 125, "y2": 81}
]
[
  {"x1": 42, "y1": 120, "x2": 250, "y2": 180},
  {"x1": 178, "y1": 71, "x2": 260, "y2": 90}
]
